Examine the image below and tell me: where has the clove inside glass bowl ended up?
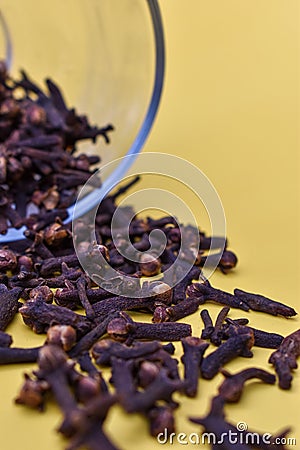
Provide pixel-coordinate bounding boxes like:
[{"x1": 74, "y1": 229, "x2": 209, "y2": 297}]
[{"x1": 0, "y1": 0, "x2": 164, "y2": 243}]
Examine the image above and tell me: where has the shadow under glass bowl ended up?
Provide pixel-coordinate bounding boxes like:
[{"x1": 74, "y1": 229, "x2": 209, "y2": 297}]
[{"x1": 0, "y1": 0, "x2": 164, "y2": 243}]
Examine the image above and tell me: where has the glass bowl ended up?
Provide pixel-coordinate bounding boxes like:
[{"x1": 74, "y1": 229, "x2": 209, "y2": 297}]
[{"x1": 0, "y1": 0, "x2": 164, "y2": 242}]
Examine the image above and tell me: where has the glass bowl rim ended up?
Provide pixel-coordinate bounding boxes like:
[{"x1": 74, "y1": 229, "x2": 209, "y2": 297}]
[{"x1": 0, "y1": 0, "x2": 165, "y2": 243}]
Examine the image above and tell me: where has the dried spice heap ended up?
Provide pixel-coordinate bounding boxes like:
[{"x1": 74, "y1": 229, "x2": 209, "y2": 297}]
[
  {"x1": 0, "y1": 64, "x2": 299, "y2": 450},
  {"x1": 0, "y1": 60, "x2": 113, "y2": 234}
]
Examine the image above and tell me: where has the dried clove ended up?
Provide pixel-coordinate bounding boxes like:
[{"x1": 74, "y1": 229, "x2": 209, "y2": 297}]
[
  {"x1": 0, "y1": 284, "x2": 22, "y2": 330},
  {"x1": 39, "y1": 254, "x2": 81, "y2": 277},
  {"x1": 29, "y1": 285, "x2": 53, "y2": 303},
  {"x1": 2, "y1": 58, "x2": 296, "y2": 450},
  {"x1": 35, "y1": 344, "x2": 80, "y2": 437},
  {"x1": 210, "y1": 306, "x2": 230, "y2": 346},
  {"x1": 65, "y1": 394, "x2": 118, "y2": 450},
  {"x1": 234, "y1": 288, "x2": 297, "y2": 317},
  {"x1": 201, "y1": 329, "x2": 254, "y2": 379},
  {"x1": 190, "y1": 396, "x2": 251, "y2": 450},
  {"x1": 92, "y1": 291, "x2": 171, "y2": 321},
  {"x1": 147, "y1": 348, "x2": 180, "y2": 381},
  {"x1": 138, "y1": 361, "x2": 161, "y2": 388},
  {"x1": 218, "y1": 250, "x2": 238, "y2": 273},
  {"x1": 181, "y1": 336, "x2": 209, "y2": 397},
  {"x1": 152, "y1": 297, "x2": 202, "y2": 323},
  {"x1": 15, "y1": 373, "x2": 49, "y2": 410},
  {"x1": 19, "y1": 299, "x2": 91, "y2": 335},
  {"x1": 148, "y1": 405, "x2": 176, "y2": 437},
  {"x1": 77, "y1": 351, "x2": 108, "y2": 395},
  {"x1": 218, "y1": 368, "x2": 276, "y2": 402},
  {"x1": 162, "y1": 343, "x2": 176, "y2": 355},
  {"x1": 111, "y1": 355, "x2": 182, "y2": 414},
  {"x1": 269, "y1": 328, "x2": 300, "y2": 389},
  {"x1": 110, "y1": 357, "x2": 137, "y2": 412},
  {"x1": 54, "y1": 284, "x2": 114, "y2": 308},
  {"x1": 75, "y1": 375, "x2": 103, "y2": 405},
  {"x1": 24, "y1": 230, "x2": 55, "y2": 259},
  {"x1": 188, "y1": 281, "x2": 249, "y2": 311},
  {"x1": 222, "y1": 318, "x2": 284, "y2": 349},
  {"x1": 0, "y1": 330, "x2": 13, "y2": 347},
  {"x1": 0, "y1": 345, "x2": 41, "y2": 364},
  {"x1": 0, "y1": 248, "x2": 17, "y2": 271},
  {"x1": 106, "y1": 313, "x2": 192, "y2": 342},
  {"x1": 46, "y1": 325, "x2": 77, "y2": 351},
  {"x1": 165, "y1": 265, "x2": 201, "y2": 304},
  {"x1": 92, "y1": 339, "x2": 162, "y2": 366},
  {"x1": 76, "y1": 276, "x2": 96, "y2": 320},
  {"x1": 139, "y1": 253, "x2": 161, "y2": 277},
  {"x1": 200, "y1": 309, "x2": 214, "y2": 339},
  {"x1": 129, "y1": 368, "x2": 182, "y2": 412},
  {"x1": 190, "y1": 395, "x2": 291, "y2": 450},
  {"x1": 68, "y1": 312, "x2": 120, "y2": 358}
]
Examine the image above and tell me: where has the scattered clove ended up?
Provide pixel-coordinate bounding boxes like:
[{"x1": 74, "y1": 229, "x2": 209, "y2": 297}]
[
  {"x1": 187, "y1": 280, "x2": 249, "y2": 311},
  {"x1": 269, "y1": 329, "x2": 300, "y2": 389},
  {"x1": 152, "y1": 297, "x2": 202, "y2": 323},
  {"x1": 76, "y1": 276, "x2": 96, "y2": 320},
  {"x1": 15, "y1": 373, "x2": 49, "y2": 410},
  {"x1": 106, "y1": 313, "x2": 192, "y2": 342},
  {"x1": 201, "y1": 329, "x2": 254, "y2": 379},
  {"x1": 54, "y1": 284, "x2": 114, "y2": 309},
  {"x1": 77, "y1": 351, "x2": 108, "y2": 394},
  {"x1": 0, "y1": 345, "x2": 41, "y2": 364},
  {"x1": 0, "y1": 284, "x2": 22, "y2": 331},
  {"x1": 200, "y1": 309, "x2": 214, "y2": 339},
  {"x1": 111, "y1": 355, "x2": 182, "y2": 414},
  {"x1": 210, "y1": 306, "x2": 230, "y2": 346},
  {"x1": 35, "y1": 344, "x2": 81, "y2": 438},
  {"x1": 19, "y1": 299, "x2": 91, "y2": 335},
  {"x1": 222, "y1": 318, "x2": 284, "y2": 350},
  {"x1": 64, "y1": 394, "x2": 118, "y2": 450},
  {"x1": 92, "y1": 339, "x2": 162, "y2": 366},
  {"x1": 181, "y1": 336, "x2": 209, "y2": 397},
  {"x1": 148, "y1": 405, "x2": 176, "y2": 437},
  {"x1": 165, "y1": 265, "x2": 201, "y2": 304},
  {"x1": 190, "y1": 395, "x2": 291, "y2": 449},
  {"x1": 0, "y1": 249, "x2": 17, "y2": 271},
  {"x1": 234, "y1": 288, "x2": 297, "y2": 317},
  {"x1": 46, "y1": 325, "x2": 77, "y2": 351},
  {"x1": 218, "y1": 367, "x2": 276, "y2": 402},
  {"x1": 29, "y1": 285, "x2": 54, "y2": 303},
  {"x1": 0, "y1": 330, "x2": 13, "y2": 347},
  {"x1": 190, "y1": 396, "x2": 251, "y2": 450}
]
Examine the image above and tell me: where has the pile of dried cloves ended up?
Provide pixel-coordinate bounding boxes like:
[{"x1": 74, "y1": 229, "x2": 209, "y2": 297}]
[
  {"x1": 0, "y1": 63, "x2": 299, "y2": 450},
  {"x1": 0, "y1": 60, "x2": 113, "y2": 234}
]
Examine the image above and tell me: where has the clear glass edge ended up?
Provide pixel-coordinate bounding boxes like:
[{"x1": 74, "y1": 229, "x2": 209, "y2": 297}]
[{"x1": 0, "y1": 0, "x2": 165, "y2": 243}]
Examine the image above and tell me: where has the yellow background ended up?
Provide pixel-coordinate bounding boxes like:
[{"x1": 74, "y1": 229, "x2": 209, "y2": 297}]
[{"x1": 1, "y1": 1, "x2": 299, "y2": 449}]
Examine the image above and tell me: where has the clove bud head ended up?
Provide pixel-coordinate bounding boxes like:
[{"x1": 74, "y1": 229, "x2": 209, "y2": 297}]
[
  {"x1": 138, "y1": 361, "x2": 160, "y2": 388},
  {"x1": 139, "y1": 253, "x2": 161, "y2": 277},
  {"x1": 44, "y1": 222, "x2": 69, "y2": 246},
  {"x1": 15, "y1": 374, "x2": 49, "y2": 409},
  {"x1": 76, "y1": 376, "x2": 102, "y2": 404},
  {"x1": 29, "y1": 286, "x2": 53, "y2": 303},
  {"x1": 38, "y1": 344, "x2": 68, "y2": 372},
  {"x1": 0, "y1": 249, "x2": 17, "y2": 271},
  {"x1": 106, "y1": 318, "x2": 130, "y2": 341},
  {"x1": 46, "y1": 325, "x2": 77, "y2": 351}
]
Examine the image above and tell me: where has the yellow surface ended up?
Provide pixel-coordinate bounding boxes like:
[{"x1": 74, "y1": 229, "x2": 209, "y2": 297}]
[{"x1": 1, "y1": 1, "x2": 299, "y2": 449}]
